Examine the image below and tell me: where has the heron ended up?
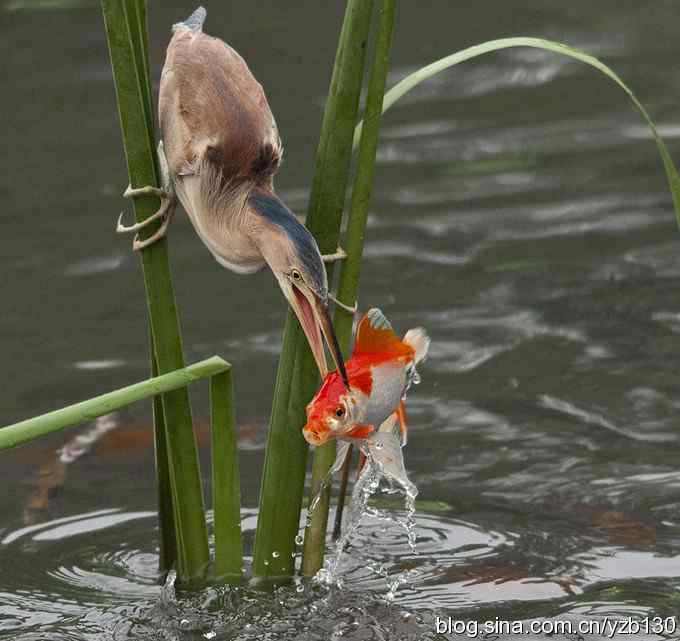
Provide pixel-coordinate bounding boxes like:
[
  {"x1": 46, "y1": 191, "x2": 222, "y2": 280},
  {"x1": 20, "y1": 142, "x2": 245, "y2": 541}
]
[{"x1": 117, "y1": 6, "x2": 349, "y2": 385}]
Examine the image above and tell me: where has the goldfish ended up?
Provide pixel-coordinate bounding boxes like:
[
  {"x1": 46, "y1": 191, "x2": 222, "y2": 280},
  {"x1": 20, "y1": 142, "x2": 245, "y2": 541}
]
[{"x1": 303, "y1": 308, "x2": 429, "y2": 446}]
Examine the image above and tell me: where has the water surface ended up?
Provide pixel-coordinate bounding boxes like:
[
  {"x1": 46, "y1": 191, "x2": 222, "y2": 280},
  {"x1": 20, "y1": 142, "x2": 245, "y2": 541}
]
[{"x1": 2, "y1": 0, "x2": 680, "y2": 639}]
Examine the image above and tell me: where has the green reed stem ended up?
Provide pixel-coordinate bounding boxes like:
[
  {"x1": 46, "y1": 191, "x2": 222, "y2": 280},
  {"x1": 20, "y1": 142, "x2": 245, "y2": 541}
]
[
  {"x1": 210, "y1": 369, "x2": 243, "y2": 581},
  {"x1": 101, "y1": 0, "x2": 209, "y2": 585},
  {"x1": 130, "y1": 0, "x2": 172, "y2": 576},
  {"x1": 253, "y1": 0, "x2": 373, "y2": 582},
  {"x1": 0, "y1": 357, "x2": 229, "y2": 449},
  {"x1": 151, "y1": 342, "x2": 177, "y2": 577},
  {"x1": 302, "y1": 0, "x2": 397, "y2": 577}
]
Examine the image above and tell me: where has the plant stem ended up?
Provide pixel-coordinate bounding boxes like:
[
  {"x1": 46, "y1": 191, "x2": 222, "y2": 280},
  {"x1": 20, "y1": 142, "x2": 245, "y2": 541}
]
[
  {"x1": 253, "y1": 0, "x2": 373, "y2": 582},
  {"x1": 100, "y1": 0, "x2": 209, "y2": 585},
  {"x1": 151, "y1": 343, "x2": 177, "y2": 577},
  {"x1": 0, "y1": 356, "x2": 230, "y2": 449},
  {"x1": 210, "y1": 369, "x2": 243, "y2": 581},
  {"x1": 131, "y1": 0, "x2": 173, "y2": 577},
  {"x1": 302, "y1": 0, "x2": 397, "y2": 576}
]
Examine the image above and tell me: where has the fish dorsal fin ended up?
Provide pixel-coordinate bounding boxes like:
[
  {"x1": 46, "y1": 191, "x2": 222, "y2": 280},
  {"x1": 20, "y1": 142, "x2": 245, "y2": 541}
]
[{"x1": 354, "y1": 309, "x2": 412, "y2": 359}]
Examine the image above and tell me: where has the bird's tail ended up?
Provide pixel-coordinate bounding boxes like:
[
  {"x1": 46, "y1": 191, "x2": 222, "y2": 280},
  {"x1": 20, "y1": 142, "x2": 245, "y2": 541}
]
[
  {"x1": 404, "y1": 327, "x2": 430, "y2": 364},
  {"x1": 173, "y1": 6, "x2": 206, "y2": 33}
]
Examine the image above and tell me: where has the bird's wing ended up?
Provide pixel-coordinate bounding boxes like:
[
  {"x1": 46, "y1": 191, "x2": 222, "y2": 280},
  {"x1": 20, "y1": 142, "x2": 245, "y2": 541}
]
[{"x1": 159, "y1": 25, "x2": 282, "y2": 193}]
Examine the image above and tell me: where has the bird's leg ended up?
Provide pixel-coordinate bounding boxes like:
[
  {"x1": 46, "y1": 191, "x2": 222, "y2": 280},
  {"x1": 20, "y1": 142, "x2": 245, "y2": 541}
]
[
  {"x1": 116, "y1": 141, "x2": 176, "y2": 251},
  {"x1": 322, "y1": 246, "x2": 347, "y2": 263},
  {"x1": 324, "y1": 246, "x2": 356, "y2": 314},
  {"x1": 329, "y1": 293, "x2": 358, "y2": 315}
]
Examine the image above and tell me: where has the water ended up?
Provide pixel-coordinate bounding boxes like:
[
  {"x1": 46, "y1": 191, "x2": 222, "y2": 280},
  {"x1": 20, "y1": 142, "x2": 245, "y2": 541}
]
[
  {"x1": 3, "y1": 0, "x2": 680, "y2": 638},
  {"x1": 318, "y1": 435, "x2": 419, "y2": 592}
]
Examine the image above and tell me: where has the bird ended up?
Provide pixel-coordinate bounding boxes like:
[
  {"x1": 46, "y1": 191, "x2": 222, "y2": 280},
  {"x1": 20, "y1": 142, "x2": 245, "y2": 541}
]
[{"x1": 116, "y1": 6, "x2": 348, "y2": 385}]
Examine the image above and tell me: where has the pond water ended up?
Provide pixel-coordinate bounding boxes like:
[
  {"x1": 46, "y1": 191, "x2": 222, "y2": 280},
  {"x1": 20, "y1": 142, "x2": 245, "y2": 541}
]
[{"x1": 3, "y1": 0, "x2": 680, "y2": 639}]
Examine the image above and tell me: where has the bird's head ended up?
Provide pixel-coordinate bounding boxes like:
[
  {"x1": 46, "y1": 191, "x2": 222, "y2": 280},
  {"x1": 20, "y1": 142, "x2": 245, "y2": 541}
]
[{"x1": 250, "y1": 191, "x2": 348, "y2": 387}]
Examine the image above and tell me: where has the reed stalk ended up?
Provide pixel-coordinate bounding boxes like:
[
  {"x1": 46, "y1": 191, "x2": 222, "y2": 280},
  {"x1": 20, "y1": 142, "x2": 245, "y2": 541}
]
[
  {"x1": 252, "y1": 0, "x2": 374, "y2": 581},
  {"x1": 101, "y1": 0, "x2": 209, "y2": 585},
  {"x1": 151, "y1": 347, "x2": 177, "y2": 576},
  {"x1": 210, "y1": 370, "x2": 243, "y2": 580},
  {"x1": 129, "y1": 1, "x2": 176, "y2": 576},
  {"x1": 0, "y1": 357, "x2": 230, "y2": 449},
  {"x1": 302, "y1": 0, "x2": 397, "y2": 577}
]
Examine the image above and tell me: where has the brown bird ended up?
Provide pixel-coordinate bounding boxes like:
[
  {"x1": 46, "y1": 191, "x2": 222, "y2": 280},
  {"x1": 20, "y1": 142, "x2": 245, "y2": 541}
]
[{"x1": 117, "y1": 7, "x2": 348, "y2": 384}]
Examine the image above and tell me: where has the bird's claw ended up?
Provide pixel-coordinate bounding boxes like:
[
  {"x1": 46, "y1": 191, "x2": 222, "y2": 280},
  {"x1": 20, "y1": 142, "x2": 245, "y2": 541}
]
[
  {"x1": 116, "y1": 209, "x2": 139, "y2": 234},
  {"x1": 116, "y1": 183, "x2": 175, "y2": 251},
  {"x1": 322, "y1": 246, "x2": 348, "y2": 263},
  {"x1": 329, "y1": 293, "x2": 357, "y2": 315},
  {"x1": 131, "y1": 214, "x2": 173, "y2": 251},
  {"x1": 123, "y1": 184, "x2": 167, "y2": 200}
]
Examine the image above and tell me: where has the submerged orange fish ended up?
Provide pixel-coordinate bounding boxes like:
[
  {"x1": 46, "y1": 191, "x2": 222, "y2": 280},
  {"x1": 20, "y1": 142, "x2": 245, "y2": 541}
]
[{"x1": 303, "y1": 308, "x2": 429, "y2": 446}]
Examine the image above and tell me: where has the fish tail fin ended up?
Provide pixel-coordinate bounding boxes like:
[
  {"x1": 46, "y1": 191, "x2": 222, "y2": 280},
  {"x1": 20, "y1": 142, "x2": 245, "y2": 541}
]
[
  {"x1": 173, "y1": 6, "x2": 207, "y2": 33},
  {"x1": 404, "y1": 327, "x2": 430, "y2": 364}
]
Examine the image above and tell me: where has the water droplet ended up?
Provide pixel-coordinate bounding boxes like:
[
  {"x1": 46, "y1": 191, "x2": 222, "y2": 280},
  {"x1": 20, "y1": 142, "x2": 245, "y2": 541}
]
[
  {"x1": 272, "y1": 550, "x2": 280, "y2": 558},
  {"x1": 179, "y1": 618, "x2": 193, "y2": 631},
  {"x1": 296, "y1": 584, "x2": 304, "y2": 593},
  {"x1": 295, "y1": 534, "x2": 304, "y2": 545}
]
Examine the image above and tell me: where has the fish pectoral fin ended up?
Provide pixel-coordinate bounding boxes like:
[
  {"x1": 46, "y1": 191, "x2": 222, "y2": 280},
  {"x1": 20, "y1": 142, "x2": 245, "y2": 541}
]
[
  {"x1": 397, "y1": 401, "x2": 408, "y2": 446},
  {"x1": 377, "y1": 413, "x2": 398, "y2": 433},
  {"x1": 345, "y1": 424, "x2": 374, "y2": 440}
]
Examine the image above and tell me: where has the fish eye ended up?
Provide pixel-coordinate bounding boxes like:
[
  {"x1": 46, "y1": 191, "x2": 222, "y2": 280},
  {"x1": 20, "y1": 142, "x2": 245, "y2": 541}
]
[
  {"x1": 291, "y1": 268, "x2": 302, "y2": 281},
  {"x1": 335, "y1": 406, "x2": 345, "y2": 418}
]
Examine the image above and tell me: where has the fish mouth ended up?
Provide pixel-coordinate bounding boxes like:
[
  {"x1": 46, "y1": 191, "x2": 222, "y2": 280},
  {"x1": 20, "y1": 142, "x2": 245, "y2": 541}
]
[
  {"x1": 302, "y1": 421, "x2": 331, "y2": 446},
  {"x1": 289, "y1": 283, "x2": 348, "y2": 386}
]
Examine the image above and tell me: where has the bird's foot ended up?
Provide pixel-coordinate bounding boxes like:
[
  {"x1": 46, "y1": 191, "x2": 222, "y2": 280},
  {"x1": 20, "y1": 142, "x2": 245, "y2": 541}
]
[
  {"x1": 116, "y1": 184, "x2": 175, "y2": 251},
  {"x1": 329, "y1": 293, "x2": 357, "y2": 315},
  {"x1": 322, "y1": 246, "x2": 347, "y2": 263},
  {"x1": 123, "y1": 184, "x2": 166, "y2": 200}
]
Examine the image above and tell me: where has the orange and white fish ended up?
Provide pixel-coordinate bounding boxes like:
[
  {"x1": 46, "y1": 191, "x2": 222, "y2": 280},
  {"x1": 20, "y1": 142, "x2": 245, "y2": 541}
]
[{"x1": 303, "y1": 308, "x2": 429, "y2": 446}]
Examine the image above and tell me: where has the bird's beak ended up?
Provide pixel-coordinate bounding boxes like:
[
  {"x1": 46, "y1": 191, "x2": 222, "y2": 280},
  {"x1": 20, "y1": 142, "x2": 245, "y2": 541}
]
[{"x1": 285, "y1": 282, "x2": 349, "y2": 386}]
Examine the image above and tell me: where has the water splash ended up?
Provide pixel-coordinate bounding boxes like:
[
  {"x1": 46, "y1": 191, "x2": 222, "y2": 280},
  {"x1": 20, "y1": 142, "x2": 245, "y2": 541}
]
[
  {"x1": 406, "y1": 363, "x2": 421, "y2": 389},
  {"x1": 317, "y1": 431, "x2": 418, "y2": 595},
  {"x1": 308, "y1": 441, "x2": 352, "y2": 516},
  {"x1": 307, "y1": 475, "x2": 332, "y2": 516}
]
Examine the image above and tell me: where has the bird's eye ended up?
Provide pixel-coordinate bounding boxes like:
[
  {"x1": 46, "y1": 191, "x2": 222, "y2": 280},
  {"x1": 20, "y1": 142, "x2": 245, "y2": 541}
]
[
  {"x1": 291, "y1": 269, "x2": 302, "y2": 281},
  {"x1": 335, "y1": 406, "x2": 345, "y2": 418}
]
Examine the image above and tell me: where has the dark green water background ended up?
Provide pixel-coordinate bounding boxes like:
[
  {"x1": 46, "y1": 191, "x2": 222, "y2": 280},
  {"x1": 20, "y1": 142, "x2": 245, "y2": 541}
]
[{"x1": 2, "y1": 1, "x2": 680, "y2": 639}]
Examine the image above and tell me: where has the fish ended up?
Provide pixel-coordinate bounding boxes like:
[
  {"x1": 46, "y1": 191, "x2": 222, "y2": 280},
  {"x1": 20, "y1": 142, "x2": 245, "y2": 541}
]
[{"x1": 303, "y1": 308, "x2": 429, "y2": 446}]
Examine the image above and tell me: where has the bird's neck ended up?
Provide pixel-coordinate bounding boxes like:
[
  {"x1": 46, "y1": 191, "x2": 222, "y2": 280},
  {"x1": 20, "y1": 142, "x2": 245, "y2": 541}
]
[{"x1": 248, "y1": 189, "x2": 298, "y2": 271}]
